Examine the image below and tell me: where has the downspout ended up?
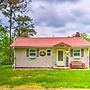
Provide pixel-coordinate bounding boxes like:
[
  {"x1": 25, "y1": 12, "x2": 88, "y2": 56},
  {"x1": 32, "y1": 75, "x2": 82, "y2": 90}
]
[{"x1": 14, "y1": 47, "x2": 16, "y2": 70}]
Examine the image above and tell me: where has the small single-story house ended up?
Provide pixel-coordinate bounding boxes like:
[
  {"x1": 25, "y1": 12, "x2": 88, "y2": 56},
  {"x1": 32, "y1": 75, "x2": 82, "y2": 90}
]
[{"x1": 11, "y1": 37, "x2": 90, "y2": 69}]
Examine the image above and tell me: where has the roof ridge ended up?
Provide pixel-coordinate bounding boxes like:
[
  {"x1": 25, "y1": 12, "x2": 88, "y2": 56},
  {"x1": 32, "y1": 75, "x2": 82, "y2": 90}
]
[{"x1": 16, "y1": 37, "x2": 82, "y2": 39}]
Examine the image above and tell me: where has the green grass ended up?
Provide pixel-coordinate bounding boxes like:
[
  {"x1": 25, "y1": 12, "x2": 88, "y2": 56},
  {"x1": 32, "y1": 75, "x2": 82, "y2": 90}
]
[{"x1": 0, "y1": 65, "x2": 90, "y2": 88}]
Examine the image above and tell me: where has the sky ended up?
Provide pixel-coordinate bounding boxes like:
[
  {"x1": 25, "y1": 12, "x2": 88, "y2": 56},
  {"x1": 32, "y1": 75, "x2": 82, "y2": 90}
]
[
  {"x1": 27, "y1": 0, "x2": 90, "y2": 37},
  {"x1": 1, "y1": 0, "x2": 90, "y2": 37}
]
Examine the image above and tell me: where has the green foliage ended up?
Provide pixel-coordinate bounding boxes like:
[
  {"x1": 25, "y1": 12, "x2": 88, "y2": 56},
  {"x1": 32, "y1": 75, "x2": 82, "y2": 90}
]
[
  {"x1": 0, "y1": 21, "x2": 7, "y2": 33},
  {"x1": 0, "y1": 0, "x2": 32, "y2": 31},
  {"x1": 0, "y1": 0, "x2": 32, "y2": 64},
  {"x1": 0, "y1": 22, "x2": 10, "y2": 65},
  {"x1": 72, "y1": 32, "x2": 90, "y2": 42},
  {"x1": 0, "y1": 34, "x2": 14, "y2": 65},
  {"x1": 14, "y1": 15, "x2": 36, "y2": 37},
  {"x1": 1, "y1": 66, "x2": 90, "y2": 88},
  {"x1": 0, "y1": 33, "x2": 9, "y2": 65}
]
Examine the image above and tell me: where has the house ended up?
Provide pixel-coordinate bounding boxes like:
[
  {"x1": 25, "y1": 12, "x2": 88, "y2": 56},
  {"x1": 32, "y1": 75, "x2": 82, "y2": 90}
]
[{"x1": 11, "y1": 37, "x2": 90, "y2": 69}]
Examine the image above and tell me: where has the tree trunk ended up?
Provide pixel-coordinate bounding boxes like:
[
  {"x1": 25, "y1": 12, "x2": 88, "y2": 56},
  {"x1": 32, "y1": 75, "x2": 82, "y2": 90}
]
[{"x1": 9, "y1": 3, "x2": 12, "y2": 64}]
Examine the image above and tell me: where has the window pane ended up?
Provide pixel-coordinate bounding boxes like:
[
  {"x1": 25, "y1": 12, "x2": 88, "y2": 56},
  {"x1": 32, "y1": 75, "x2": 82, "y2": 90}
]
[
  {"x1": 58, "y1": 51, "x2": 63, "y2": 61},
  {"x1": 30, "y1": 50, "x2": 36, "y2": 52},
  {"x1": 74, "y1": 49, "x2": 80, "y2": 57},
  {"x1": 30, "y1": 53, "x2": 36, "y2": 56},
  {"x1": 30, "y1": 49, "x2": 36, "y2": 57},
  {"x1": 74, "y1": 50, "x2": 80, "y2": 53},
  {"x1": 47, "y1": 50, "x2": 51, "y2": 56},
  {"x1": 74, "y1": 53, "x2": 80, "y2": 56},
  {"x1": 47, "y1": 50, "x2": 51, "y2": 52},
  {"x1": 47, "y1": 53, "x2": 51, "y2": 56}
]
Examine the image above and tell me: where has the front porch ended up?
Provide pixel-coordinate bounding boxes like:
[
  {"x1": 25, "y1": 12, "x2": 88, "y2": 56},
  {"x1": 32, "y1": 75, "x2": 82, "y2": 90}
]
[
  {"x1": 53, "y1": 61, "x2": 86, "y2": 69},
  {"x1": 54, "y1": 45, "x2": 89, "y2": 69}
]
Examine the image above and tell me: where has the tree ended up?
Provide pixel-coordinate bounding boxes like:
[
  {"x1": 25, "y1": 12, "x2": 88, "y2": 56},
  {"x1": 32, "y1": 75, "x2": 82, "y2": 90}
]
[
  {"x1": 72, "y1": 32, "x2": 90, "y2": 41},
  {"x1": 0, "y1": 33, "x2": 14, "y2": 65},
  {"x1": 0, "y1": 0, "x2": 3, "y2": 4},
  {"x1": 0, "y1": 0, "x2": 31, "y2": 40},
  {"x1": 14, "y1": 15, "x2": 36, "y2": 37},
  {"x1": 72, "y1": 32, "x2": 80, "y2": 37},
  {"x1": 0, "y1": 0, "x2": 31, "y2": 64},
  {"x1": 0, "y1": 20, "x2": 7, "y2": 45},
  {"x1": 0, "y1": 22, "x2": 7, "y2": 33},
  {"x1": 0, "y1": 34, "x2": 10, "y2": 65},
  {"x1": 81, "y1": 33, "x2": 90, "y2": 42},
  {"x1": 0, "y1": 22, "x2": 10, "y2": 65},
  {"x1": 80, "y1": 33, "x2": 88, "y2": 38}
]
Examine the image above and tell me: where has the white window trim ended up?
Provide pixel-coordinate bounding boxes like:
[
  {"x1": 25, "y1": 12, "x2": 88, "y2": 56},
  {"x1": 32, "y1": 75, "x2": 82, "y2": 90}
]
[
  {"x1": 29, "y1": 49, "x2": 37, "y2": 59},
  {"x1": 73, "y1": 49, "x2": 81, "y2": 58},
  {"x1": 47, "y1": 49, "x2": 51, "y2": 56}
]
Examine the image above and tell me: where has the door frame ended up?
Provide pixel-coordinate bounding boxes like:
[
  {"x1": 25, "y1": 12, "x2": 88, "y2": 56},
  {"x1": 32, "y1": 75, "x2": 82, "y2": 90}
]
[{"x1": 56, "y1": 49, "x2": 65, "y2": 66}]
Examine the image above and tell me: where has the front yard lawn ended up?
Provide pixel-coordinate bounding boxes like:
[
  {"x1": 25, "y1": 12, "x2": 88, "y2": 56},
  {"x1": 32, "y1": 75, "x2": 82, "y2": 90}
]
[{"x1": 0, "y1": 65, "x2": 90, "y2": 88}]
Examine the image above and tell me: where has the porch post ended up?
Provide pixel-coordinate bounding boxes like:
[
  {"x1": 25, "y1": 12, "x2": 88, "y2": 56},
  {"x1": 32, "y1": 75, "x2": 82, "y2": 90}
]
[
  {"x1": 65, "y1": 47, "x2": 70, "y2": 68},
  {"x1": 88, "y1": 48, "x2": 89, "y2": 69}
]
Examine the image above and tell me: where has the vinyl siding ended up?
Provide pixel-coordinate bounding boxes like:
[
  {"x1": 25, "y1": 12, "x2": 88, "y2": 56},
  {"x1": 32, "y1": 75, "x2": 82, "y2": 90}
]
[
  {"x1": 14, "y1": 47, "x2": 89, "y2": 69},
  {"x1": 15, "y1": 48, "x2": 55, "y2": 67}
]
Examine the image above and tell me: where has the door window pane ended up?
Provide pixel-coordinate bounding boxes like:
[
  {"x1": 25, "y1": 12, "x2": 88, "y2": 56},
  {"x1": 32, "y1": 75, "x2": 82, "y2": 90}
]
[{"x1": 58, "y1": 51, "x2": 63, "y2": 61}]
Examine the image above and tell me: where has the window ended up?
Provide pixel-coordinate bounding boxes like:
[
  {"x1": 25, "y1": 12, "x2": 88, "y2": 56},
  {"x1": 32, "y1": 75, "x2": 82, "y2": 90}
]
[
  {"x1": 47, "y1": 50, "x2": 51, "y2": 56},
  {"x1": 29, "y1": 49, "x2": 37, "y2": 58},
  {"x1": 73, "y1": 49, "x2": 81, "y2": 58}
]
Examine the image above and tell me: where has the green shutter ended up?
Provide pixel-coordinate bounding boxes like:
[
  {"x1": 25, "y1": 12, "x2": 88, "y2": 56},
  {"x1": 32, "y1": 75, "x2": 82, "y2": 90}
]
[
  {"x1": 70, "y1": 49, "x2": 73, "y2": 57},
  {"x1": 37, "y1": 49, "x2": 39, "y2": 57},
  {"x1": 26, "y1": 49, "x2": 29, "y2": 57},
  {"x1": 81, "y1": 49, "x2": 84, "y2": 57}
]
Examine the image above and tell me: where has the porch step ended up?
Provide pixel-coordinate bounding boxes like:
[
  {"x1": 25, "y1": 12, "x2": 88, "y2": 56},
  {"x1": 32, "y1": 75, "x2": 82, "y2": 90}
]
[
  {"x1": 57, "y1": 66, "x2": 65, "y2": 67},
  {"x1": 53, "y1": 66, "x2": 70, "y2": 69}
]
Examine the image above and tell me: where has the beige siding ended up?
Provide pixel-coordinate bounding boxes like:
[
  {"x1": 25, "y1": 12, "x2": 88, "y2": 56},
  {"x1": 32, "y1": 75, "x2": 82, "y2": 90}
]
[
  {"x1": 15, "y1": 48, "x2": 55, "y2": 67},
  {"x1": 14, "y1": 47, "x2": 89, "y2": 69}
]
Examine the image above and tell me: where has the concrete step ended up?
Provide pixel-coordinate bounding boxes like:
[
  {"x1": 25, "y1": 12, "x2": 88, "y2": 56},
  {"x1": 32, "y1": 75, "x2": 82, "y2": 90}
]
[{"x1": 53, "y1": 66, "x2": 70, "y2": 69}]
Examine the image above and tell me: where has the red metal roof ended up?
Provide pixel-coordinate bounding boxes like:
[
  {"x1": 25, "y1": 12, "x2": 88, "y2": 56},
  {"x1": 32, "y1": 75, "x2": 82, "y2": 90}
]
[{"x1": 11, "y1": 37, "x2": 90, "y2": 47}]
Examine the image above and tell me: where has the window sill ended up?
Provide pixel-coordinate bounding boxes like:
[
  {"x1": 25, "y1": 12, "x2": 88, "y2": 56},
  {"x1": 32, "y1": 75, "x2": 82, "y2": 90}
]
[
  {"x1": 73, "y1": 57, "x2": 81, "y2": 59},
  {"x1": 29, "y1": 56, "x2": 37, "y2": 59}
]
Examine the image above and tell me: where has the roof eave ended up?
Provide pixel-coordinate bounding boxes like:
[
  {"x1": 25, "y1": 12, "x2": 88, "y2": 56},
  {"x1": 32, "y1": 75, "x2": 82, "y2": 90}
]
[
  {"x1": 11, "y1": 46, "x2": 53, "y2": 48},
  {"x1": 71, "y1": 45, "x2": 90, "y2": 48},
  {"x1": 53, "y1": 42, "x2": 71, "y2": 47}
]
